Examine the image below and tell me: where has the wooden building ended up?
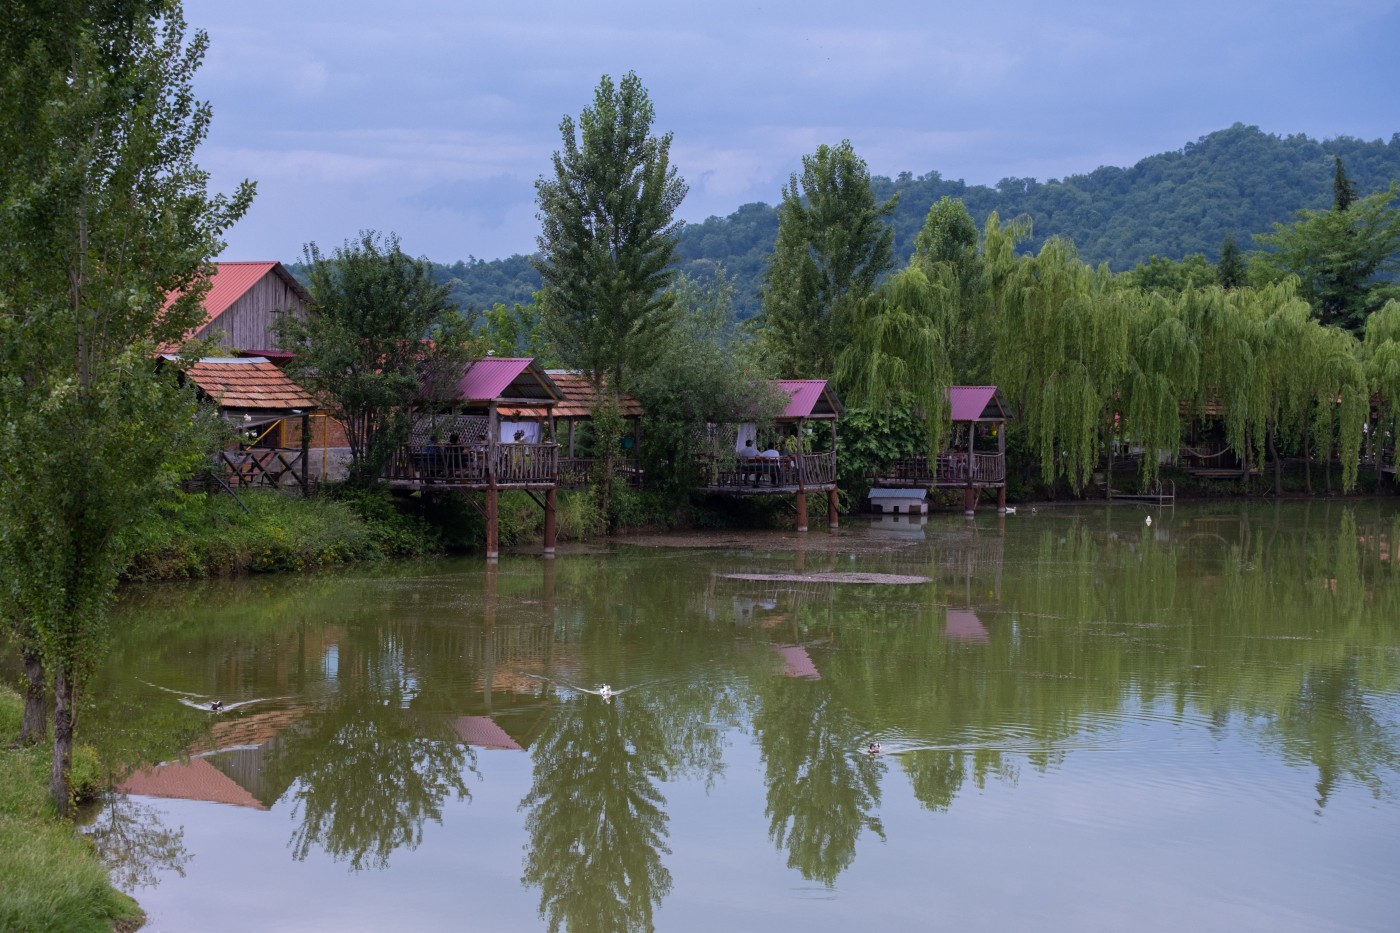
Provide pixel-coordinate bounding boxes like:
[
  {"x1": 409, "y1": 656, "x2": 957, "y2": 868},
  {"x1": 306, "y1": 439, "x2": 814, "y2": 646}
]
[
  {"x1": 383, "y1": 358, "x2": 563, "y2": 559},
  {"x1": 873, "y1": 386, "x2": 1011, "y2": 515},
  {"x1": 175, "y1": 261, "x2": 310, "y2": 358},
  {"x1": 506, "y1": 371, "x2": 645, "y2": 489},
  {"x1": 179, "y1": 356, "x2": 320, "y2": 492},
  {"x1": 701, "y1": 380, "x2": 844, "y2": 532}
]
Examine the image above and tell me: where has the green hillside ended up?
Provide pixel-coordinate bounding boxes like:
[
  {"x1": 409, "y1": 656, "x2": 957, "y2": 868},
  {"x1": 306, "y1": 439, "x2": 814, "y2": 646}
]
[{"x1": 292, "y1": 125, "x2": 1400, "y2": 321}]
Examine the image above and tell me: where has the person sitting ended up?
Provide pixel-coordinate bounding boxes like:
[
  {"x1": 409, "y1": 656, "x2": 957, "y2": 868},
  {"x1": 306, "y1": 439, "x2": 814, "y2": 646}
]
[{"x1": 422, "y1": 434, "x2": 441, "y2": 478}]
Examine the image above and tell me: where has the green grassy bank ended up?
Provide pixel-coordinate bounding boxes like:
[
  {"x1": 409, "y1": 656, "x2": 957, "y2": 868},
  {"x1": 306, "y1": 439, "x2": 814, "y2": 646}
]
[{"x1": 0, "y1": 689, "x2": 141, "y2": 933}]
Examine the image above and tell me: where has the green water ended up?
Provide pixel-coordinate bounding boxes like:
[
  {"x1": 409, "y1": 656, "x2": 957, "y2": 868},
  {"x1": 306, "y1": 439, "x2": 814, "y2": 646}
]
[{"x1": 87, "y1": 501, "x2": 1400, "y2": 931}]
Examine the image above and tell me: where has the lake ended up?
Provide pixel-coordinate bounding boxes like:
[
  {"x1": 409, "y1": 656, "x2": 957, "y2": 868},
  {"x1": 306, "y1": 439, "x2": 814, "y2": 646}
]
[{"x1": 86, "y1": 501, "x2": 1400, "y2": 931}]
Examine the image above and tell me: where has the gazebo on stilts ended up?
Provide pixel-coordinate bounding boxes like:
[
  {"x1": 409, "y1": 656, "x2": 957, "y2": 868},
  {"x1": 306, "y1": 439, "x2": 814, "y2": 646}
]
[
  {"x1": 873, "y1": 386, "x2": 1011, "y2": 516},
  {"x1": 383, "y1": 358, "x2": 563, "y2": 559}
]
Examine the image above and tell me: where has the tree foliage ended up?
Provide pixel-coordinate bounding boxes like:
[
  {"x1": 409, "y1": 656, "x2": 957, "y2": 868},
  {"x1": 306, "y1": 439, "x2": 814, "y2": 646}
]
[
  {"x1": 0, "y1": 0, "x2": 252, "y2": 812},
  {"x1": 277, "y1": 231, "x2": 473, "y2": 487},
  {"x1": 760, "y1": 140, "x2": 897, "y2": 378},
  {"x1": 534, "y1": 71, "x2": 687, "y2": 393}
]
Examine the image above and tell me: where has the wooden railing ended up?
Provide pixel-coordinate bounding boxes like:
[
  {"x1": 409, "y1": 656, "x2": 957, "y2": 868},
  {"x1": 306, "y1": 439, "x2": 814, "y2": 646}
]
[
  {"x1": 219, "y1": 448, "x2": 305, "y2": 488},
  {"x1": 876, "y1": 452, "x2": 1005, "y2": 486},
  {"x1": 704, "y1": 450, "x2": 838, "y2": 490},
  {"x1": 557, "y1": 457, "x2": 642, "y2": 489},
  {"x1": 385, "y1": 442, "x2": 557, "y2": 486}
]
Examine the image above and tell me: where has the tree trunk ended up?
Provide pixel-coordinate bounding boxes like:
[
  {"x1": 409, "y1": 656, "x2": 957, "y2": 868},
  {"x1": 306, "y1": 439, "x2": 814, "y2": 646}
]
[
  {"x1": 18, "y1": 644, "x2": 47, "y2": 745},
  {"x1": 50, "y1": 669, "x2": 75, "y2": 817},
  {"x1": 1304, "y1": 432, "x2": 1313, "y2": 494},
  {"x1": 1268, "y1": 423, "x2": 1282, "y2": 497},
  {"x1": 1325, "y1": 433, "x2": 1334, "y2": 496}
]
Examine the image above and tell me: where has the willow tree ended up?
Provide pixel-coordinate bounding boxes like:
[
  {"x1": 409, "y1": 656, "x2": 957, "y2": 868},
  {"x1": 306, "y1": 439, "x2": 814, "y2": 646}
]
[
  {"x1": 1363, "y1": 301, "x2": 1400, "y2": 477},
  {"x1": 1117, "y1": 290, "x2": 1198, "y2": 487},
  {"x1": 760, "y1": 140, "x2": 896, "y2": 378},
  {"x1": 835, "y1": 266, "x2": 954, "y2": 459},
  {"x1": 0, "y1": 1, "x2": 252, "y2": 812},
  {"x1": 1307, "y1": 325, "x2": 1367, "y2": 492},
  {"x1": 990, "y1": 237, "x2": 1130, "y2": 490}
]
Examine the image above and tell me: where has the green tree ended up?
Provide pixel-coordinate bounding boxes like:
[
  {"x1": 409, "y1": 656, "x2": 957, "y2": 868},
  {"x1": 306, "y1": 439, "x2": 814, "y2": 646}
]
[
  {"x1": 533, "y1": 71, "x2": 687, "y2": 394},
  {"x1": 1217, "y1": 234, "x2": 1246, "y2": 289},
  {"x1": 760, "y1": 140, "x2": 897, "y2": 378},
  {"x1": 276, "y1": 231, "x2": 473, "y2": 487},
  {"x1": 1253, "y1": 183, "x2": 1400, "y2": 331},
  {"x1": 1120, "y1": 253, "x2": 1219, "y2": 294},
  {"x1": 0, "y1": 0, "x2": 253, "y2": 812}
]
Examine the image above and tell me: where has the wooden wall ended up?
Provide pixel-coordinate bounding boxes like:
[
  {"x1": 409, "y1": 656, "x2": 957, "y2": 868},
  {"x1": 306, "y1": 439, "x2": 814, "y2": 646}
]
[{"x1": 198, "y1": 272, "x2": 308, "y2": 353}]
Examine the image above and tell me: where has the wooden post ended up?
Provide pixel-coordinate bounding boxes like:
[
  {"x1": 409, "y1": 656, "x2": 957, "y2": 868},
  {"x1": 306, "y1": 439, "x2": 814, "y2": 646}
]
[
  {"x1": 299, "y1": 412, "x2": 311, "y2": 496},
  {"x1": 828, "y1": 488, "x2": 839, "y2": 530},
  {"x1": 544, "y1": 487, "x2": 557, "y2": 557},
  {"x1": 964, "y1": 485, "x2": 976, "y2": 517},
  {"x1": 795, "y1": 491, "x2": 808, "y2": 532},
  {"x1": 998, "y1": 483, "x2": 1007, "y2": 513},
  {"x1": 485, "y1": 486, "x2": 499, "y2": 560}
]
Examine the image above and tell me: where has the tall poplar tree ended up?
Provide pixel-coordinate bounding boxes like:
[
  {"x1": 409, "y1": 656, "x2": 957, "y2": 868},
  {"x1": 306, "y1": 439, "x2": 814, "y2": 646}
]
[
  {"x1": 760, "y1": 140, "x2": 897, "y2": 379},
  {"x1": 0, "y1": 0, "x2": 253, "y2": 812},
  {"x1": 533, "y1": 71, "x2": 687, "y2": 393}
]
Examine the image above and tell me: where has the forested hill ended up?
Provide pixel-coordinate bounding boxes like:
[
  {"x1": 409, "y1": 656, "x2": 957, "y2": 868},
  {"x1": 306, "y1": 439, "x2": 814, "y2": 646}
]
[{"x1": 291, "y1": 124, "x2": 1400, "y2": 320}]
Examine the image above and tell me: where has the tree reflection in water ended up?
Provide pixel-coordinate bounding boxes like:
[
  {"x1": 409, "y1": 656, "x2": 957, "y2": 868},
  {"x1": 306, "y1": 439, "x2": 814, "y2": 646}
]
[
  {"x1": 84, "y1": 792, "x2": 190, "y2": 891},
  {"x1": 521, "y1": 697, "x2": 672, "y2": 933},
  {"x1": 273, "y1": 699, "x2": 474, "y2": 871},
  {"x1": 754, "y1": 685, "x2": 884, "y2": 886}
]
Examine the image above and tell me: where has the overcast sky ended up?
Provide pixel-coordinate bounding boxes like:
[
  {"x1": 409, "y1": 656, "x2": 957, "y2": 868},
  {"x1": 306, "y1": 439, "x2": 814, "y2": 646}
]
[{"x1": 186, "y1": 0, "x2": 1400, "y2": 264}]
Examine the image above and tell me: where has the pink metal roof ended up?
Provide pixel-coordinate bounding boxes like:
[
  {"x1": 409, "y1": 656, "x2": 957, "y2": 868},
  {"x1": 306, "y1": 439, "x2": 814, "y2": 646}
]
[
  {"x1": 452, "y1": 715, "x2": 524, "y2": 750},
  {"x1": 457, "y1": 358, "x2": 533, "y2": 401},
  {"x1": 945, "y1": 609, "x2": 989, "y2": 642},
  {"x1": 948, "y1": 386, "x2": 1005, "y2": 422},
  {"x1": 775, "y1": 380, "x2": 841, "y2": 420},
  {"x1": 773, "y1": 644, "x2": 821, "y2": 680}
]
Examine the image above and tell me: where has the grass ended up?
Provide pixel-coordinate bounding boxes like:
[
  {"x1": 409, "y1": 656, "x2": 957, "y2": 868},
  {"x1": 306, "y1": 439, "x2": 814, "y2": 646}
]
[{"x1": 0, "y1": 689, "x2": 142, "y2": 933}]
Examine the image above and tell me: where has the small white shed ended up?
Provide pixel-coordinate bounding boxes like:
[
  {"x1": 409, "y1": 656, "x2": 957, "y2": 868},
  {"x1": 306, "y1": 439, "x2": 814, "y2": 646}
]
[{"x1": 868, "y1": 487, "x2": 928, "y2": 514}]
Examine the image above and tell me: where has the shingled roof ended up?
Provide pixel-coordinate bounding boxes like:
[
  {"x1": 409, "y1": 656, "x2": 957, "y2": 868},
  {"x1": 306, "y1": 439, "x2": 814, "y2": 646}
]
[
  {"x1": 506, "y1": 371, "x2": 644, "y2": 419},
  {"x1": 183, "y1": 357, "x2": 318, "y2": 412}
]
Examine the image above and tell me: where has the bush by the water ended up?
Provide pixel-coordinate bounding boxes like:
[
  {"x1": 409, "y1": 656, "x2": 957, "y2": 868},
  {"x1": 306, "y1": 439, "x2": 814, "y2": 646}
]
[{"x1": 122, "y1": 487, "x2": 436, "y2": 581}]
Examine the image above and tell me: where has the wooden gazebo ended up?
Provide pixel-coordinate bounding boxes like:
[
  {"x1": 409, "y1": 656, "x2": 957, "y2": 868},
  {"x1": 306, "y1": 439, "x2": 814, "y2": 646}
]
[
  {"x1": 873, "y1": 386, "x2": 1011, "y2": 515},
  {"x1": 383, "y1": 358, "x2": 562, "y2": 558},
  {"x1": 700, "y1": 380, "x2": 844, "y2": 532}
]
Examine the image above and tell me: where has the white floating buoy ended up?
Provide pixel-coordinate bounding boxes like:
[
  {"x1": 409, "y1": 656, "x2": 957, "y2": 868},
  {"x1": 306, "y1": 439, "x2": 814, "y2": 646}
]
[{"x1": 1145, "y1": 515, "x2": 1153, "y2": 526}]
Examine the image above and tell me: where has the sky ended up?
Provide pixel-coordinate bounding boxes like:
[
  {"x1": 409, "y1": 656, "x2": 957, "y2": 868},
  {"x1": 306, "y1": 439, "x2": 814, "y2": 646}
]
[{"x1": 186, "y1": 0, "x2": 1400, "y2": 265}]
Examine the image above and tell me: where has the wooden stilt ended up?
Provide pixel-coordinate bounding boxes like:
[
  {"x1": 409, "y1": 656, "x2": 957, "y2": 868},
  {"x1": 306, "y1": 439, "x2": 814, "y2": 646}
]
[
  {"x1": 486, "y1": 486, "x2": 499, "y2": 560},
  {"x1": 795, "y1": 491, "x2": 809, "y2": 532},
  {"x1": 544, "y1": 487, "x2": 557, "y2": 556},
  {"x1": 827, "y1": 488, "x2": 839, "y2": 530},
  {"x1": 997, "y1": 484, "x2": 1007, "y2": 513},
  {"x1": 964, "y1": 485, "x2": 976, "y2": 517}
]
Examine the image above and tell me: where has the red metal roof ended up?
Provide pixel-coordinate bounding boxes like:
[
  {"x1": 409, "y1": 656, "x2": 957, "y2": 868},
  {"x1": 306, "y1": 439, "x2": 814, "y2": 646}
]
[
  {"x1": 775, "y1": 380, "x2": 843, "y2": 420},
  {"x1": 948, "y1": 386, "x2": 1007, "y2": 422},
  {"x1": 118, "y1": 757, "x2": 268, "y2": 810},
  {"x1": 184, "y1": 357, "x2": 319, "y2": 411}
]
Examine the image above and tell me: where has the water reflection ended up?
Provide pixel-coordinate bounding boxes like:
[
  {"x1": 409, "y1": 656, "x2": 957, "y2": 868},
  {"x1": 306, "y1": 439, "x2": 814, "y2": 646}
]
[
  {"x1": 82, "y1": 793, "x2": 190, "y2": 891},
  {"x1": 83, "y1": 502, "x2": 1400, "y2": 928}
]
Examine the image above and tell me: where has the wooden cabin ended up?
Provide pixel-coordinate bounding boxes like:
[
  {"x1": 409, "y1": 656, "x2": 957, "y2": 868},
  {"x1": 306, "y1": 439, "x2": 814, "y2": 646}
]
[
  {"x1": 179, "y1": 357, "x2": 320, "y2": 492},
  {"x1": 701, "y1": 380, "x2": 844, "y2": 532},
  {"x1": 873, "y1": 386, "x2": 1010, "y2": 515},
  {"x1": 176, "y1": 261, "x2": 310, "y2": 359},
  {"x1": 506, "y1": 371, "x2": 645, "y2": 489},
  {"x1": 383, "y1": 358, "x2": 562, "y2": 559}
]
